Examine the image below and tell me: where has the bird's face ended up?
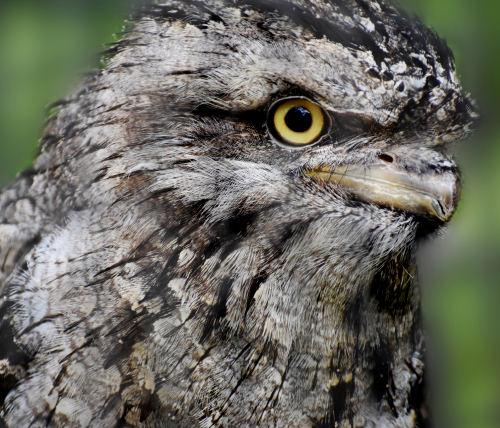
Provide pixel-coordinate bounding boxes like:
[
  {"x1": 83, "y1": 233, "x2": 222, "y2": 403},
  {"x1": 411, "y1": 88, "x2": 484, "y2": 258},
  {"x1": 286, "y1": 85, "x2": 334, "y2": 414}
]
[{"x1": 121, "y1": 1, "x2": 472, "y2": 219}]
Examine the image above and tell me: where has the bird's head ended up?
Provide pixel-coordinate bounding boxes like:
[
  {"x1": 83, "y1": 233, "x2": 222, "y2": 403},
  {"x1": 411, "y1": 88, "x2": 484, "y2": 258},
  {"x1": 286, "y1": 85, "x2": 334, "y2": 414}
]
[{"x1": 43, "y1": 0, "x2": 478, "y2": 352}]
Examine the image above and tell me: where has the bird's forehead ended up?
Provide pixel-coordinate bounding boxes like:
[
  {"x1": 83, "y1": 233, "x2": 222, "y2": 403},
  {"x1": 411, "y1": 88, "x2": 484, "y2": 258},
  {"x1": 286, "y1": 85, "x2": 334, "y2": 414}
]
[{"x1": 124, "y1": 0, "x2": 477, "y2": 142}]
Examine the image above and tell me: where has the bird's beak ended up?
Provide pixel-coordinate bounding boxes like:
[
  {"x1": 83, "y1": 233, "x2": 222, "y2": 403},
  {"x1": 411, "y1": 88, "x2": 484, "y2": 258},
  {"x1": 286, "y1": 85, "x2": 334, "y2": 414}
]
[{"x1": 306, "y1": 160, "x2": 459, "y2": 222}]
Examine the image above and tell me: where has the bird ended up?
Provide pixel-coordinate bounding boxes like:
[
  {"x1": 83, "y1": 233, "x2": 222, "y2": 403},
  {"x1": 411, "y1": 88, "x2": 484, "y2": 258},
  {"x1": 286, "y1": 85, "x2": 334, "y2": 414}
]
[{"x1": 0, "y1": 0, "x2": 478, "y2": 426}]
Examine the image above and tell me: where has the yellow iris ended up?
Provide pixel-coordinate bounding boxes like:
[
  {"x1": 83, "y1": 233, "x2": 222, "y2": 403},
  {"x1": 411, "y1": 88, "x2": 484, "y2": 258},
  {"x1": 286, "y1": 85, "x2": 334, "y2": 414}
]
[{"x1": 273, "y1": 99, "x2": 325, "y2": 145}]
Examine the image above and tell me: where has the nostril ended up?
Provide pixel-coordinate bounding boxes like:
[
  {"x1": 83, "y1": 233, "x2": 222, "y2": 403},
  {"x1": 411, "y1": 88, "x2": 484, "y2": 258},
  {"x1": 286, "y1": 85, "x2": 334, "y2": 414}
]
[{"x1": 378, "y1": 153, "x2": 394, "y2": 163}]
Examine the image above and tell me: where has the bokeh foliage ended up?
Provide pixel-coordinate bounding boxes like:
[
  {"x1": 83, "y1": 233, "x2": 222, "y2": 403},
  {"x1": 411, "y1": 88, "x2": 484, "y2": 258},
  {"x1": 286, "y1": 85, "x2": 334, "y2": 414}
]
[{"x1": 0, "y1": 1, "x2": 499, "y2": 427}]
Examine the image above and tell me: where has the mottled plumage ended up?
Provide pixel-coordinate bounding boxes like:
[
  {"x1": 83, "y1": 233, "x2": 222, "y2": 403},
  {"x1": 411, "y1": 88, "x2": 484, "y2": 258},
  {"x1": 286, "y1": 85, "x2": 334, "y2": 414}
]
[{"x1": 0, "y1": 0, "x2": 476, "y2": 427}]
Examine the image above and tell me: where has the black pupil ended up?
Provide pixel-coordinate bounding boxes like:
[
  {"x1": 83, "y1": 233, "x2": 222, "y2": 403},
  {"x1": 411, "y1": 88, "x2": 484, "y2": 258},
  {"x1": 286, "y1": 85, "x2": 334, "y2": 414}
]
[{"x1": 284, "y1": 106, "x2": 312, "y2": 133}]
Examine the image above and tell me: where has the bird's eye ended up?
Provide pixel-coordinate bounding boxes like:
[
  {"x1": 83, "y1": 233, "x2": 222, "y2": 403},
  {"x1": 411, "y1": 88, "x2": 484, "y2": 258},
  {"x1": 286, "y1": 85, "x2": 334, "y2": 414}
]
[{"x1": 267, "y1": 98, "x2": 329, "y2": 147}]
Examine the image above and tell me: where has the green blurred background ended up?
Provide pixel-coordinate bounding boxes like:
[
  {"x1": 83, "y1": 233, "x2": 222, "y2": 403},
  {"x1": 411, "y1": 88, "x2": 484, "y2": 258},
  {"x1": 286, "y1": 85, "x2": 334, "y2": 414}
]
[{"x1": 0, "y1": 0, "x2": 498, "y2": 427}]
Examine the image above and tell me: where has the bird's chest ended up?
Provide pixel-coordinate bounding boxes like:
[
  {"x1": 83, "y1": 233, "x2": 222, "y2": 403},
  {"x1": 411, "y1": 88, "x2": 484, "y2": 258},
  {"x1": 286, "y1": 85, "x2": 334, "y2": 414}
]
[{"x1": 150, "y1": 329, "x2": 422, "y2": 428}]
